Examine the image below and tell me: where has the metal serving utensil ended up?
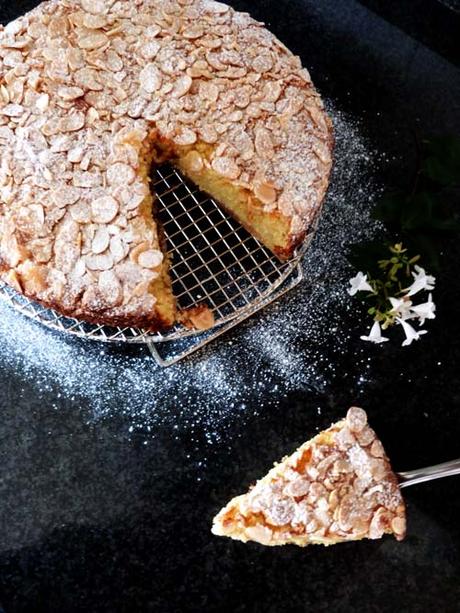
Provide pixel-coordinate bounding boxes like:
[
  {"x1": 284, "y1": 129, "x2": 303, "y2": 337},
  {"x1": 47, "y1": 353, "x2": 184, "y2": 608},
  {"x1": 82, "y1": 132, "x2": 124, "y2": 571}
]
[{"x1": 398, "y1": 459, "x2": 460, "y2": 488}]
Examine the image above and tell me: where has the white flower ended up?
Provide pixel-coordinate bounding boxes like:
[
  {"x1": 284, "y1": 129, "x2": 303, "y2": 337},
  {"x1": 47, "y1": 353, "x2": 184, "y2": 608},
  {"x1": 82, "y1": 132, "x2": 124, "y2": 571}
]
[
  {"x1": 405, "y1": 265, "x2": 436, "y2": 297},
  {"x1": 360, "y1": 321, "x2": 389, "y2": 344},
  {"x1": 389, "y1": 296, "x2": 413, "y2": 320},
  {"x1": 397, "y1": 318, "x2": 428, "y2": 346},
  {"x1": 348, "y1": 271, "x2": 374, "y2": 296},
  {"x1": 410, "y1": 293, "x2": 436, "y2": 326}
]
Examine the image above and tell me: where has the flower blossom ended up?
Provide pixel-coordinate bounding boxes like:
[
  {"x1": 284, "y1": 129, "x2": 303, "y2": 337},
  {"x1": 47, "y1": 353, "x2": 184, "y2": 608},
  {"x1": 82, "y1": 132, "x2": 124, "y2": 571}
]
[
  {"x1": 410, "y1": 293, "x2": 436, "y2": 326},
  {"x1": 389, "y1": 296, "x2": 413, "y2": 320},
  {"x1": 360, "y1": 321, "x2": 389, "y2": 344},
  {"x1": 397, "y1": 318, "x2": 428, "y2": 346},
  {"x1": 348, "y1": 272, "x2": 374, "y2": 296},
  {"x1": 406, "y1": 265, "x2": 436, "y2": 297}
]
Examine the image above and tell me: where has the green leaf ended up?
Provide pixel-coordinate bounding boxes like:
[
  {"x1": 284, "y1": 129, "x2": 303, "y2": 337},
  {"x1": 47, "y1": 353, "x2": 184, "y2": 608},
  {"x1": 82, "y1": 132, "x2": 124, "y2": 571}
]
[{"x1": 422, "y1": 136, "x2": 460, "y2": 186}]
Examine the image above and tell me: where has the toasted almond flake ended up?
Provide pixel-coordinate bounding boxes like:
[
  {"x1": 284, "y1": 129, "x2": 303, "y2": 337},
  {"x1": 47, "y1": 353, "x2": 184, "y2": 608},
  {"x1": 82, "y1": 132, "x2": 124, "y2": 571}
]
[
  {"x1": 346, "y1": 407, "x2": 368, "y2": 433},
  {"x1": 255, "y1": 127, "x2": 275, "y2": 159},
  {"x1": 182, "y1": 25, "x2": 204, "y2": 39},
  {"x1": 52, "y1": 186, "x2": 81, "y2": 206},
  {"x1": 173, "y1": 127, "x2": 197, "y2": 146},
  {"x1": 199, "y1": 81, "x2": 219, "y2": 103},
  {"x1": 183, "y1": 150, "x2": 204, "y2": 173},
  {"x1": 212, "y1": 156, "x2": 240, "y2": 180},
  {"x1": 254, "y1": 181, "x2": 277, "y2": 205},
  {"x1": 105, "y1": 49, "x2": 123, "y2": 72},
  {"x1": 92, "y1": 226, "x2": 110, "y2": 254},
  {"x1": 70, "y1": 202, "x2": 92, "y2": 223},
  {"x1": 199, "y1": 124, "x2": 218, "y2": 144},
  {"x1": 91, "y1": 196, "x2": 119, "y2": 223},
  {"x1": 78, "y1": 32, "x2": 109, "y2": 50},
  {"x1": 36, "y1": 93, "x2": 49, "y2": 112},
  {"x1": 139, "y1": 64, "x2": 162, "y2": 93},
  {"x1": 145, "y1": 24, "x2": 161, "y2": 38},
  {"x1": 59, "y1": 112, "x2": 85, "y2": 133},
  {"x1": 139, "y1": 40, "x2": 161, "y2": 60},
  {"x1": 85, "y1": 253, "x2": 114, "y2": 271},
  {"x1": 109, "y1": 236, "x2": 127, "y2": 262},
  {"x1": 138, "y1": 249, "x2": 163, "y2": 269},
  {"x1": 98, "y1": 270, "x2": 122, "y2": 305},
  {"x1": 83, "y1": 14, "x2": 108, "y2": 29},
  {"x1": 172, "y1": 75, "x2": 193, "y2": 98},
  {"x1": 81, "y1": 0, "x2": 107, "y2": 14},
  {"x1": 252, "y1": 53, "x2": 274, "y2": 73},
  {"x1": 2, "y1": 104, "x2": 24, "y2": 117},
  {"x1": 58, "y1": 86, "x2": 85, "y2": 100},
  {"x1": 391, "y1": 516, "x2": 406, "y2": 537},
  {"x1": 203, "y1": 0, "x2": 229, "y2": 14},
  {"x1": 74, "y1": 68, "x2": 102, "y2": 91},
  {"x1": 107, "y1": 163, "x2": 136, "y2": 186}
]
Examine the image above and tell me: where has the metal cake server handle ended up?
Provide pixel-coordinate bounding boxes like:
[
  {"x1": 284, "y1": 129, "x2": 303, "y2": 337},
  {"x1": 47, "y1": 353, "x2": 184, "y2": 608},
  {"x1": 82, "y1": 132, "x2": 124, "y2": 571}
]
[{"x1": 397, "y1": 459, "x2": 460, "y2": 488}]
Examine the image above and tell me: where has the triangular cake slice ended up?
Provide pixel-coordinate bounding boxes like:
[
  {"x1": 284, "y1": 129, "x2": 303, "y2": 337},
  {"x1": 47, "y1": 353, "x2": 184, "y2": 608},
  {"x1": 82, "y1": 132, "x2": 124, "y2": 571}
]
[{"x1": 212, "y1": 408, "x2": 406, "y2": 546}]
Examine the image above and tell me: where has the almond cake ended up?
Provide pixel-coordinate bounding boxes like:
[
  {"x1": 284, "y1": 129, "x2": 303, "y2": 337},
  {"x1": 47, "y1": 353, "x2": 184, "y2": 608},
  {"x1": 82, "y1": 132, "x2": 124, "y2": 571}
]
[
  {"x1": 0, "y1": 0, "x2": 333, "y2": 331},
  {"x1": 212, "y1": 408, "x2": 406, "y2": 546}
]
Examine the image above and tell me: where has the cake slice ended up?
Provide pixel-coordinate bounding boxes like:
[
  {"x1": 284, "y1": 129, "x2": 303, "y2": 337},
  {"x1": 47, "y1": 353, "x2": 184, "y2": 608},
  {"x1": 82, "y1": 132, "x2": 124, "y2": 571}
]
[{"x1": 212, "y1": 408, "x2": 406, "y2": 546}]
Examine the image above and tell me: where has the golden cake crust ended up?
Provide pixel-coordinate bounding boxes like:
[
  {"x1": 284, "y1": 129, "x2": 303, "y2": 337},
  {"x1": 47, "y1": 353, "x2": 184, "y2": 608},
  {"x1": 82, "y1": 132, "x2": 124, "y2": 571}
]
[
  {"x1": 0, "y1": 0, "x2": 333, "y2": 330},
  {"x1": 212, "y1": 408, "x2": 406, "y2": 547}
]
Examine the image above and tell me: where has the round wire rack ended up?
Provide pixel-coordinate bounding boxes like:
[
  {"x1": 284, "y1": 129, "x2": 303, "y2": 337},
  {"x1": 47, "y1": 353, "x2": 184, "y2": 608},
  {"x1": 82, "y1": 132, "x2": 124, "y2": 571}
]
[{"x1": 0, "y1": 164, "x2": 313, "y2": 365}]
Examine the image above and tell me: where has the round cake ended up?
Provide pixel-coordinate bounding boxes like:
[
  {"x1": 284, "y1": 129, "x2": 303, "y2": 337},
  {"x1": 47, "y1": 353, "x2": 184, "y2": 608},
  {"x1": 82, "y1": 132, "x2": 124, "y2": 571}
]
[{"x1": 0, "y1": 0, "x2": 333, "y2": 331}]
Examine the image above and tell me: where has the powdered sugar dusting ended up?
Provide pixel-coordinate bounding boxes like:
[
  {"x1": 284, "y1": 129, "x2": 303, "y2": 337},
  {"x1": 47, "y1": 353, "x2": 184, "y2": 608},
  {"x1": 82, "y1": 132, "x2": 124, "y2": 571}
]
[{"x1": 0, "y1": 104, "x2": 384, "y2": 442}]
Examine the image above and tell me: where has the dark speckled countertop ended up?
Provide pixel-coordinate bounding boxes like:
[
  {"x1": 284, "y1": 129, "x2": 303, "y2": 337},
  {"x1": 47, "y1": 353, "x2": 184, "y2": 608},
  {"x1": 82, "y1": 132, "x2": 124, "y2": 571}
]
[{"x1": 0, "y1": 1, "x2": 460, "y2": 612}]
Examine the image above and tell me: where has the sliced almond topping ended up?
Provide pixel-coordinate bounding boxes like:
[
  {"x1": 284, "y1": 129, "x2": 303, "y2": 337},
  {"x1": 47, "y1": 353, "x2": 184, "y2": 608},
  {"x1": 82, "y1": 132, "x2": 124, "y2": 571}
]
[
  {"x1": 203, "y1": 1, "x2": 229, "y2": 14},
  {"x1": 173, "y1": 128, "x2": 197, "y2": 146},
  {"x1": 255, "y1": 127, "x2": 275, "y2": 159},
  {"x1": 211, "y1": 156, "x2": 240, "y2": 180},
  {"x1": 252, "y1": 53, "x2": 274, "y2": 73},
  {"x1": 81, "y1": 0, "x2": 107, "y2": 14},
  {"x1": 36, "y1": 93, "x2": 49, "y2": 112},
  {"x1": 70, "y1": 202, "x2": 92, "y2": 224},
  {"x1": 92, "y1": 227, "x2": 110, "y2": 254},
  {"x1": 199, "y1": 124, "x2": 218, "y2": 144},
  {"x1": 183, "y1": 150, "x2": 204, "y2": 173},
  {"x1": 139, "y1": 40, "x2": 161, "y2": 60},
  {"x1": 138, "y1": 249, "x2": 163, "y2": 269},
  {"x1": 200, "y1": 81, "x2": 219, "y2": 102},
  {"x1": 74, "y1": 68, "x2": 102, "y2": 91},
  {"x1": 78, "y1": 32, "x2": 109, "y2": 50},
  {"x1": 52, "y1": 186, "x2": 81, "y2": 206},
  {"x1": 105, "y1": 50, "x2": 123, "y2": 72},
  {"x1": 391, "y1": 516, "x2": 406, "y2": 537},
  {"x1": 98, "y1": 270, "x2": 122, "y2": 306},
  {"x1": 172, "y1": 75, "x2": 193, "y2": 98},
  {"x1": 82, "y1": 13, "x2": 108, "y2": 29},
  {"x1": 59, "y1": 113, "x2": 85, "y2": 133},
  {"x1": 91, "y1": 196, "x2": 119, "y2": 224},
  {"x1": 58, "y1": 86, "x2": 85, "y2": 101},
  {"x1": 254, "y1": 181, "x2": 277, "y2": 205},
  {"x1": 106, "y1": 163, "x2": 136, "y2": 186},
  {"x1": 2, "y1": 104, "x2": 24, "y2": 117},
  {"x1": 85, "y1": 253, "x2": 114, "y2": 271},
  {"x1": 139, "y1": 64, "x2": 162, "y2": 93},
  {"x1": 346, "y1": 407, "x2": 368, "y2": 433}
]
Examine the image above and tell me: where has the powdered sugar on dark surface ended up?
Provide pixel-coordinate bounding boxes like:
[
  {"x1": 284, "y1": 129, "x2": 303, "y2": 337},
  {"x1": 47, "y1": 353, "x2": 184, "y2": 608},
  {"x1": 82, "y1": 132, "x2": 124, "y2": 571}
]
[{"x1": 0, "y1": 105, "x2": 386, "y2": 442}]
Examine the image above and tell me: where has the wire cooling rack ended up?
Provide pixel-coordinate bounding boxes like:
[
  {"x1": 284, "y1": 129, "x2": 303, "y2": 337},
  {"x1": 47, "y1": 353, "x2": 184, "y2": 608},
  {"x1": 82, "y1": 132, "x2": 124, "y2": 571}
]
[{"x1": 0, "y1": 164, "x2": 313, "y2": 366}]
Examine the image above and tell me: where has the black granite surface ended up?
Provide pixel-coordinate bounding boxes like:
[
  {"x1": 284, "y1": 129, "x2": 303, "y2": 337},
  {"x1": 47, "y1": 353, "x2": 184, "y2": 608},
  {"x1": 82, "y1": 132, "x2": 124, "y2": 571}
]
[{"x1": 0, "y1": 1, "x2": 460, "y2": 612}]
